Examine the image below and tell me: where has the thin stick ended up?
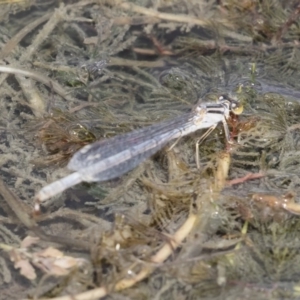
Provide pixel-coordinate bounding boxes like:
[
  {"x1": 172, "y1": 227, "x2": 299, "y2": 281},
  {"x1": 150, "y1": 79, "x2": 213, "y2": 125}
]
[
  {"x1": 119, "y1": 2, "x2": 223, "y2": 28},
  {"x1": 0, "y1": 65, "x2": 74, "y2": 102}
]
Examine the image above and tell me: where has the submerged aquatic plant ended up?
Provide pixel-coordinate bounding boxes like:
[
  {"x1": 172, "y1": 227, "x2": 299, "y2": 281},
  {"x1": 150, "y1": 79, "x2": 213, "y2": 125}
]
[{"x1": 1, "y1": 0, "x2": 300, "y2": 299}]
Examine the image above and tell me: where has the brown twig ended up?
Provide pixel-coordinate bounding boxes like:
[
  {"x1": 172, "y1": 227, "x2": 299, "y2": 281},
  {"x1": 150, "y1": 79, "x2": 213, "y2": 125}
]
[
  {"x1": 227, "y1": 172, "x2": 265, "y2": 186},
  {"x1": 273, "y1": 4, "x2": 300, "y2": 42}
]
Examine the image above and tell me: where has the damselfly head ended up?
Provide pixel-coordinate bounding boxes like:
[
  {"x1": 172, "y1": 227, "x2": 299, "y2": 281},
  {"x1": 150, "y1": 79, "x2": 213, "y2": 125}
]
[{"x1": 218, "y1": 95, "x2": 243, "y2": 115}]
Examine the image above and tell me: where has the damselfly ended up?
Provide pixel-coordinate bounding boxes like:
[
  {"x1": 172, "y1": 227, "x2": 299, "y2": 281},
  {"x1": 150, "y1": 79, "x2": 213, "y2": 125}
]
[{"x1": 34, "y1": 95, "x2": 243, "y2": 212}]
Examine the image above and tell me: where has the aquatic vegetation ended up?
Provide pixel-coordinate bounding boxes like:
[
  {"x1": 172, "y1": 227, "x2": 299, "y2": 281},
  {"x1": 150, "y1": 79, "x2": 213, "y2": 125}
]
[
  {"x1": 1, "y1": 1, "x2": 300, "y2": 300},
  {"x1": 32, "y1": 109, "x2": 96, "y2": 167}
]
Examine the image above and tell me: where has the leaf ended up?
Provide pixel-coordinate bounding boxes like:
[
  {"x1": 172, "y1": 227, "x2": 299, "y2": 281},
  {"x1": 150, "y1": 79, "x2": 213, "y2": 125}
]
[
  {"x1": 38, "y1": 247, "x2": 64, "y2": 258},
  {"x1": 15, "y1": 259, "x2": 36, "y2": 280},
  {"x1": 21, "y1": 236, "x2": 40, "y2": 249}
]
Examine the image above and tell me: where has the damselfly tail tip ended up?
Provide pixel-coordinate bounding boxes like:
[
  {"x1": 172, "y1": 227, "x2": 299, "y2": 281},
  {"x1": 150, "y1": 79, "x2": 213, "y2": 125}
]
[
  {"x1": 33, "y1": 198, "x2": 41, "y2": 216},
  {"x1": 33, "y1": 189, "x2": 49, "y2": 215}
]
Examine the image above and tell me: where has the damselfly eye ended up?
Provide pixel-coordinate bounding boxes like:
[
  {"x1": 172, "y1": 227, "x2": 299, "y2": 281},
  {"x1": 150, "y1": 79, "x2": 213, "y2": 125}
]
[
  {"x1": 219, "y1": 95, "x2": 243, "y2": 115},
  {"x1": 218, "y1": 94, "x2": 228, "y2": 101}
]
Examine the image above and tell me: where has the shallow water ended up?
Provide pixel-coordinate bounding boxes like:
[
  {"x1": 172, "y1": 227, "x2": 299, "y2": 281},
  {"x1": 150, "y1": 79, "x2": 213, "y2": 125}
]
[{"x1": 1, "y1": 1, "x2": 300, "y2": 300}]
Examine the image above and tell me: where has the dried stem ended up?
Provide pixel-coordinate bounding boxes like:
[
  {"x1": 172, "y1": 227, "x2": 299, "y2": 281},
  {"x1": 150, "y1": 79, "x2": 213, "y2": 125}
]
[
  {"x1": 0, "y1": 65, "x2": 74, "y2": 102},
  {"x1": 119, "y1": 2, "x2": 223, "y2": 28}
]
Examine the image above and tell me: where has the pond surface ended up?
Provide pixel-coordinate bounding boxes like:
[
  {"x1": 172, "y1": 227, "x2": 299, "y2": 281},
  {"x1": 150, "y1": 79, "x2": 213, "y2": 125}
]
[{"x1": 1, "y1": 1, "x2": 300, "y2": 300}]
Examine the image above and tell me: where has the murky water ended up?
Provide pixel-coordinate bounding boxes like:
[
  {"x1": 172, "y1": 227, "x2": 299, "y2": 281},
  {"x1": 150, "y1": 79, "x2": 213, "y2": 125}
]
[{"x1": 1, "y1": 1, "x2": 300, "y2": 299}]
